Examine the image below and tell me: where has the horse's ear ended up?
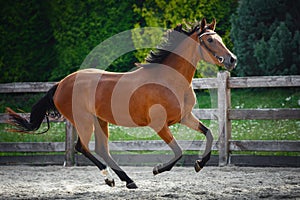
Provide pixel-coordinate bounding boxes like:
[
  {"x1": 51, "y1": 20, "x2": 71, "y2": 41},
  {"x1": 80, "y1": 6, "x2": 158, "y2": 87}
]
[
  {"x1": 208, "y1": 18, "x2": 216, "y2": 31},
  {"x1": 200, "y1": 18, "x2": 207, "y2": 31}
]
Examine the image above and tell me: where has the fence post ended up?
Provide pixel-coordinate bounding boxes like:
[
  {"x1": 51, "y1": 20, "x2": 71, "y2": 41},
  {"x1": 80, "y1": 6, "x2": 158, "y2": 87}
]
[
  {"x1": 64, "y1": 120, "x2": 77, "y2": 167},
  {"x1": 217, "y1": 71, "x2": 231, "y2": 166}
]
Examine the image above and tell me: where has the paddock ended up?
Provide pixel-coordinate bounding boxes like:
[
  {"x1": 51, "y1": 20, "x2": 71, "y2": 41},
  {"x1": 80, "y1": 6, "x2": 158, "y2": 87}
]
[
  {"x1": 0, "y1": 166, "x2": 299, "y2": 199},
  {"x1": 1, "y1": 74, "x2": 299, "y2": 199},
  {"x1": 1, "y1": 73, "x2": 300, "y2": 167}
]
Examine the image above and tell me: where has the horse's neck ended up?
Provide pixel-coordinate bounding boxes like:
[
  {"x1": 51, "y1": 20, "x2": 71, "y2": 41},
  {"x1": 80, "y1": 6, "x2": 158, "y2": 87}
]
[
  {"x1": 162, "y1": 56, "x2": 196, "y2": 84},
  {"x1": 162, "y1": 34, "x2": 199, "y2": 84}
]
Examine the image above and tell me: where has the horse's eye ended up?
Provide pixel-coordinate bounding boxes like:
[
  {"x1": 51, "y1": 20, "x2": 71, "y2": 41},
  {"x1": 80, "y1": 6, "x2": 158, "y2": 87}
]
[{"x1": 207, "y1": 38, "x2": 213, "y2": 43}]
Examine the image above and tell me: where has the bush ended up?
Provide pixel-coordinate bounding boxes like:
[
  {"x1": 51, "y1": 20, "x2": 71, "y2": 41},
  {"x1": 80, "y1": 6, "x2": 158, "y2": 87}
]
[{"x1": 231, "y1": 0, "x2": 300, "y2": 76}]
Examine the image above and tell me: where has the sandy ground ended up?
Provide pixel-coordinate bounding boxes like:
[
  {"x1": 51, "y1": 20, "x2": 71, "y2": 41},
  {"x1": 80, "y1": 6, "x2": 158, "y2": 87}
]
[{"x1": 0, "y1": 165, "x2": 299, "y2": 200}]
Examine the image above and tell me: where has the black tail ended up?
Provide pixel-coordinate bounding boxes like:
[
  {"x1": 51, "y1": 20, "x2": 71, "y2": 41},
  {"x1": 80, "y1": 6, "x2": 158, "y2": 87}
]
[{"x1": 6, "y1": 84, "x2": 60, "y2": 134}]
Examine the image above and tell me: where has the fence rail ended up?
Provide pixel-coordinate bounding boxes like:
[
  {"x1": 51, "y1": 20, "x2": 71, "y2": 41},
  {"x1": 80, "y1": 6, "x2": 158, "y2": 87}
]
[
  {"x1": 0, "y1": 72, "x2": 299, "y2": 166},
  {"x1": 1, "y1": 140, "x2": 299, "y2": 153}
]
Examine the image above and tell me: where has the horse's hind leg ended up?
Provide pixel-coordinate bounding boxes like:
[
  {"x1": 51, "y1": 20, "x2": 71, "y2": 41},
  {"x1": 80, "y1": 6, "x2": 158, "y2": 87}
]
[
  {"x1": 152, "y1": 124, "x2": 183, "y2": 175},
  {"x1": 75, "y1": 138, "x2": 106, "y2": 171},
  {"x1": 94, "y1": 117, "x2": 137, "y2": 189},
  {"x1": 72, "y1": 113, "x2": 111, "y2": 187}
]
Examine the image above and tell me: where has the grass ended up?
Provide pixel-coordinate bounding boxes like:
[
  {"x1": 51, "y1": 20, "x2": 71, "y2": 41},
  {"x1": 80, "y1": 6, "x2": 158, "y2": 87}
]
[
  {"x1": 0, "y1": 122, "x2": 66, "y2": 142},
  {"x1": 230, "y1": 88, "x2": 299, "y2": 141},
  {"x1": 0, "y1": 88, "x2": 299, "y2": 156}
]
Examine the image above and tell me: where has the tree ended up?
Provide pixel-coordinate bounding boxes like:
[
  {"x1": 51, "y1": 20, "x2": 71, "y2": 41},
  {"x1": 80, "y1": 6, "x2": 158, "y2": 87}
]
[
  {"x1": 49, "y1": 0, "x2": 139, "y2": 80},
  {"x1": 132, "y1": 0, "x2": 238, "y2": 77},
  {"x1": 0, "y1": 0, "x2": 238, "y2": 82},
  {"x1": 0, "y1": 0, "x2": 56, "y2": 83},
  {"x1": 231, "y1": 0, "x2": 300, "y2": 76},
  {"x1": 0, "y1": 0, "x2": 140, "y2": 82}
]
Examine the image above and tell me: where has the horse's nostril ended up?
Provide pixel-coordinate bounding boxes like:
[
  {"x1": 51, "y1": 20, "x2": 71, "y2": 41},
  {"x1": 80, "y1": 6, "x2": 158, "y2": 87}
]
[{"x1": 230, "y1": 56, "x2": 236, "y2": 64}]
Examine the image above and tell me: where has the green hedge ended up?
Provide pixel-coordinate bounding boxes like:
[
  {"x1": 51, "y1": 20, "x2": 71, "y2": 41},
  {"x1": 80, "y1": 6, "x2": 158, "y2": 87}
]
[{"x1": 3, "y1": 1, "x2": 299, "y2": 82}]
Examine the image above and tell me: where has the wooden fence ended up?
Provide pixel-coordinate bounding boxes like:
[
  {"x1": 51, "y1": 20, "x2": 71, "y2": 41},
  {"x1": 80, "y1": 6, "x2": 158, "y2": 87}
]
[{"x1": 0, "y1": 71, "x2": 299, "y2": 167}]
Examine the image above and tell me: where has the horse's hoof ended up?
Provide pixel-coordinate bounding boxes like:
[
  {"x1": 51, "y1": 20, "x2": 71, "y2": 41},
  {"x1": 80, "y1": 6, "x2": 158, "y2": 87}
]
[
  {"x1": 153, "y1": 163, "x2": 164, "y2": 175},
  {"x1": 126, "y1": 182, "x2": 138, "y2": 189},
  {"x1": 194, "y1": 160, "x2": 203, "y2": 173},
  {"x1": 153, "y1": 165, "x2": 159, "y2": 175},
  {"x1": 105, "y1": 178, "x2": 115, "y2": 187}
]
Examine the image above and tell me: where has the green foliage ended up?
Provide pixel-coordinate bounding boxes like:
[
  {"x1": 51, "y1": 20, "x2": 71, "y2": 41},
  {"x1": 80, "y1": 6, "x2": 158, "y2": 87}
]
[
  {"x1": 0, "y1": 0, "x2": 139, "y2": 82},
  {"x1": 0, "y1": 1, "x2": 56, "y2": 83},
  {"x1": 132, "y1": 0, "x2": 238, "y2": 77},
  {"x1": 0, "y1": 0, "x2": 238, "y2": 82},
  {"x1": 48, "y1": 0, "x2": 139, "y2": 80},
  {"x1": 231, "y1": 0, "x2": 300, "y2": 76}
]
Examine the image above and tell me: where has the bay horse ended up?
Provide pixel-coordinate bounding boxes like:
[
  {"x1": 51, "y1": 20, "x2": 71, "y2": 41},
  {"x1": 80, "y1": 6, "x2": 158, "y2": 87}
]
[{"x1": 6, "y1": 18, "x2": 237, "y2": 189}]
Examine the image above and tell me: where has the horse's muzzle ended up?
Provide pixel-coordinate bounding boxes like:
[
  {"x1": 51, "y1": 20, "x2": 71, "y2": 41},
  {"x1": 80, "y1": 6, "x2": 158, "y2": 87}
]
[{"x1": 224, "y1": 54, "x2": 237, "y2": 71}]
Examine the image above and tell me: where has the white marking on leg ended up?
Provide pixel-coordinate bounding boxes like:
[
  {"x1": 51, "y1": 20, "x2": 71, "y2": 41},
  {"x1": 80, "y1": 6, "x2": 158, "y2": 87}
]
[{"x1": 101, "y1": 167, "x2": 114, "y2": 183}]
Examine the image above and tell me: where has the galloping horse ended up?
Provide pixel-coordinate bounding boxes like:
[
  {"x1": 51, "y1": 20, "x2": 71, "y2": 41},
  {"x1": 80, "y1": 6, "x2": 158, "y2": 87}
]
[{"x1": 7, "y1": 18, "x2": 236, "y2": 189}]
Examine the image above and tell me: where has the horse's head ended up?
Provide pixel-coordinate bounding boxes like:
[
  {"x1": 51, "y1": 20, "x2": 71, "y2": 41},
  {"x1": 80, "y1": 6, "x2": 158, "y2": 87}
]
[{"x1": 196, "y1": 18, "x2": 237, "y2": 71}]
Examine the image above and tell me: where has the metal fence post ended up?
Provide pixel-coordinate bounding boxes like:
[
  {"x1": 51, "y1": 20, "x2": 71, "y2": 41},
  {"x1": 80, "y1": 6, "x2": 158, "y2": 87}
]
[
  {"x1": 217, "y1": 71, "x2": 231, "y2": 166},
  {"x1": 64, "y1": 120, "x2": 77, "y2": 167}
]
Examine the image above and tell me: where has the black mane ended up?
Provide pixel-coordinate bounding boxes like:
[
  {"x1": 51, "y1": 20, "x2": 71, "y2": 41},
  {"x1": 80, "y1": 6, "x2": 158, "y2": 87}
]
[{"x1": 145, "y1": 22, "x2": 201, "y2": 64}]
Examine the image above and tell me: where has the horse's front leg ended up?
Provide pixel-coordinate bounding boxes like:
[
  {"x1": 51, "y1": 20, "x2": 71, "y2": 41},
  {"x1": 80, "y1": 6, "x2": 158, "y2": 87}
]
[
  {"x1": 180, "y1": 112, "x2": 213, "y2": 172},
  {"x1": 152, "y1": 124, "x2": 183, "y2": 175}
]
